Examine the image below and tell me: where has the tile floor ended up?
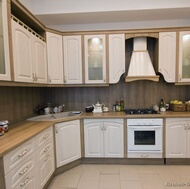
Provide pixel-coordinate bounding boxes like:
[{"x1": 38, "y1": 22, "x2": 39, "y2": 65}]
[{"x1": 48, "y1": 164, "x2": 190, "y2": 189}]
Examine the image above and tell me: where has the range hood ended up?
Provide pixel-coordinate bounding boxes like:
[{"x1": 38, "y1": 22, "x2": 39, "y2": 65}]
[{"x1": 125, "y1": 37, "x2": 159, "y2": 82}]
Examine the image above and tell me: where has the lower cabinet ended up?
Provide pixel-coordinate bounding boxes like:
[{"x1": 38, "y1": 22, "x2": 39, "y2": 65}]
[
  {"x1": 84, "y1": 119, "x2": 124, "y2": 158},
  {"x1": 55, "y1": 120, "x2": 81, "y2": 167},
  {"x1": 166, "y1": 118, "x2": 190, "y2": 158},
  {"x1": 3, "y1": 126, "x2": 55, "y2": 189}
]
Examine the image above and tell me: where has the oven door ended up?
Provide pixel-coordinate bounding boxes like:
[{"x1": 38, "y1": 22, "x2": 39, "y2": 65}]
[{"x1": 127, "y1": 126, "x2": 162, "y2": 151}]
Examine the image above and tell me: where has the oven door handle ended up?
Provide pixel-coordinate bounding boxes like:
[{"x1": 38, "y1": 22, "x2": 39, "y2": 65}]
[{"x1": 128, "y1": 126, "x2": 162, "y2": 130}]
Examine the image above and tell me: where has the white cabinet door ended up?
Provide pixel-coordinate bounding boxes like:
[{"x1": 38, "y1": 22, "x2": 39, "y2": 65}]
[
  {"x1": 0, "y1": 0, "x2": 11, "y2": 81},
  {"x1": 84, "y1": 35, "x2": 106, "y2": 84},
  {"x1": 55, "y1": 120, "x2": 81, "y2": 167},
  {"x1": 46, "y1": 32, "x2": 64, "y2": 84},
  {"x1": 109, "y1": 34, "x2": 125, "y2": 83},
  {"x1": 166, "y1": 118, "x2": 187, "y2": 158},
  {"x1": 178, "y1": 31, "x2": 190, "y2": 82},
  {"x1": 84, "y1": 119, "x2": 124, "y2": 158},
  {"x1": 63, "y1": 36, "x2": 82, "y2": 84},
  {"x1": 104, "y1": 120, "x2": 124, "y2": 158},
  {"x1": 84, "y1": 121, "x2": 104, "y2": 157},
  {"x1": 33, "y1": 37, "x2": 47, "y2": 83},
  {"x1": 159, "y1": 32, "x2": 176, "y2": 83},
  {"x1": 12, "y1": 19, "x2": 33, "y2": 83}
]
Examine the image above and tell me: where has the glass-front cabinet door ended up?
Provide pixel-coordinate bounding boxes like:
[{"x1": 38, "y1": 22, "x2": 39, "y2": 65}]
[
  {"x1": 84, "y1": 35, "x2": 106, "y2": 83},
  {"x1": 0, "y1": 0, "x2": 11, "y2": 81},
  {"x1": 178, "y1": 31, "x2": 190, "y2": 82}
]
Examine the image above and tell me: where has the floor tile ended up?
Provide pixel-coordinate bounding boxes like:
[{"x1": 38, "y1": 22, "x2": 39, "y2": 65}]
[
  {"x1": 121, "y1": 180, "x2": 143, "y2": 189},
  {"x1": 49, "y1": 172, "x2": 81, "y2": 188},
  {"x1": 100, "y1": 175, "x2": 120, "y2": 189},
  {"x1": 101, "y1": 164, "x2": 120, "y2": 175},
  {"x1": 77, "y1": 180, "x2": 99, "y2": 189}
]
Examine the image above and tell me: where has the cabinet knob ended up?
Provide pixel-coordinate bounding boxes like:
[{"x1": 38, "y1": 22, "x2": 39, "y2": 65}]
[{"x1": 64, "y1": 76, "x2": 67, "y2": 83}]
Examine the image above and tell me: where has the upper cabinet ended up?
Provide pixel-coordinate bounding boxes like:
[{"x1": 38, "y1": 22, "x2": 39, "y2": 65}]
[
  {"x1": 11, "y1": 17, "x2": 47, "y2": 83},
  {"x1": 84, "y1": 35, "x2": 106, "y2": 84},
  {"x1": 46, "y1": 32, "x2": 64, "y2": 84},
  {"x1": 159, "y1": 32, "x2": 176, "y2": 83},
  {"x1": 63, "y1": 36, "x2": 82, "y2": 84},
  {"x1": 0, "y1": 0, "x2": 11, "y2": 81},
  {"x1": 178, "y1": 31, "x2": 190, "y2": 83},
  {"x1": 109, "y1": 34, "x2": 125, "y2": 83}
]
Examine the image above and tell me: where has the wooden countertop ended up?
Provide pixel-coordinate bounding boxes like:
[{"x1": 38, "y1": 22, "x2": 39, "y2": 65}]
[{"x1": 1, "y1": 110, "x2": 190, "y2": 157}]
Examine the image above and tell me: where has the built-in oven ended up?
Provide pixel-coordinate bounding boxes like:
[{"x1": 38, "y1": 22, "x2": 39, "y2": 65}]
[{"x1": 127, "y1": 118, "x2": 163, "y2": 158}]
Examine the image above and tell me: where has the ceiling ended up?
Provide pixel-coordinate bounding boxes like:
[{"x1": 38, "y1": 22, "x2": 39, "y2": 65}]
[{"x1": 19, "y1": 0, "x2": 190, "y2": 31}]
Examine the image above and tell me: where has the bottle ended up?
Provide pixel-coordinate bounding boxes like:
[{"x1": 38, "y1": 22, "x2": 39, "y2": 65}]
[
  {"x1": 160, "y1": 99, "x2": 166, "y2": 112},
  {"x1": 117, "y1": 102, "x2": 121, "y2": 112},
  {"x1": 120, "y1": 99, "x2": 124, "y2": 111},
  {"x1": 115, "y1": 101, "x2": 118, "y2": 111}
]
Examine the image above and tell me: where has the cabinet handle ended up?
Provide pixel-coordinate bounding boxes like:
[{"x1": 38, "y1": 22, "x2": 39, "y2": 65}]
[
  {"x1": 103, "y1": 76, "x2": 106, "y2": 83},
  {"x1": 35, "y1": 74, "x2": 38, "y2": 82},
  {"x1": 43, "y1": 133, "x2": 50, "y2": 139},
  {"x1": 19, "y1": 166, "x2": 29, "y2": 176},
  {"x1": 48, "y1": 76, "x2": 51, "y2": 83},
  {"x1": 64, "y1": 76, "x2": 67, "y2": 83},
  {"x1": 101, "y1": 126, "x2": 104, "y2": 131},
  {"x1": 20, "y1": 177, "x2": 29, "y2": 187},
  {"x1": 179, "y1": 74, "x2": 182, "y2": 81},
  {"x1": 18, "y1": 149, "x2": 28, "y2": 158},
  {"x1": 32, "y1": 73, "x2": 35, "y2": 82},
  {"x1": 55, "y1": 127, "x2": 58, "y2": 133},
  {"x1": 141, "y1": 154, "x2": 149, "y2": 158},
  {"x1": 44, "y1": 155, "x2": 50, "y2": 161},
  {"x1": 44, "y1": 146, "x2": 50, "y2": 152},
  {"x1": 104, "y1": 125, "x2": 106, "y2": 131}
]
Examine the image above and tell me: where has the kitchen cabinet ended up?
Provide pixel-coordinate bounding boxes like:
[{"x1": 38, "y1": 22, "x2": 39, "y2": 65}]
[
  {"x1": 159, "y1": 32, "x2": 176, "y2": 83},
  {"x1": 84, "y1": 35, "x2": 106, "y2": 84},
  {"x1": 109, "y1": 34, "x2": 125, "y2": 83},
  {"x1": 3, "y1": 126, "x2": 54, "y2": 189},
  {"x1": 178, "y1": 31, "x2": 190, "y2": 82},
  {"x1": 46, "y1": 32, "x2": 64, "y2": 84},
  {"x1": 0, "y1": 0, "x2": 11, "y2": 81},
  {"x1": 55, "y1": 120, "x2": 81, "y2": 167},
  {"x1": 63, "y1": 36, "x2": 82, "y2": 84},
  {"x1": 84, "y1": 119, "x2": 124, "y2": 158},
  {"x1": 11, "y1": 18, "x2": 47, "y2": 83},
  {"x1": 166, "y1": 118, "x2": 190, "y2": 158}
]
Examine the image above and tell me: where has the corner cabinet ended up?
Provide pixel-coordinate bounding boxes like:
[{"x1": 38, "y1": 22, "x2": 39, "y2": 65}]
[
  {"x1": 109, "y1": 34, "x2": 125, "y2": 83},
  {"x1": 0, "y1": 0, "x2": 11, "y2": 81},
  {"x1": 11, "y1": 17, "x2": 47, "y2": 83},
  {"x1": 159, "y1": 32, "x2": 176, "y2": 83},
  {"x1": 84, "y1": 119, "x2": 124, "y2": 158},
  {"x1": 63, "y1": 36, "x2": 82, "y2": 84},
  {"x1": 84, "y1": 35, "x2": 106, "y2": 84},
  {"x1": 55, "y1": 120, "x2": 81, "y2": 167},
  {"x1": 178, "y1": 31, "x2": 190, "y2": 83},
  {"x1": 46, "y1": 32, "x2": 64, "y2": 84},
  {"x1": 166, "y1": 118, "x2": 190, "y2": 158}
]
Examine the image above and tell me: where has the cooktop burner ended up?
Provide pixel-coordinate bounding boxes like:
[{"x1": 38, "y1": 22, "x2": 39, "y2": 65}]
[{"x1": 124, "y1": 108, "x2": 158, "y2": 115}]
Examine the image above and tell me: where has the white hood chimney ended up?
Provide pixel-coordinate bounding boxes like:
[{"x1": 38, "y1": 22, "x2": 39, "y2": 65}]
[{"x1": 125, "y1": 37, "x2": 159, "y2": 82}]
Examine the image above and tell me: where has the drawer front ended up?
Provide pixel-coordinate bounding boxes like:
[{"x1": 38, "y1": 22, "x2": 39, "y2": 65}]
[
  {"x1": 36, "y1": 137, "x2": 54, "y2": 161},
  {"x1": 35, "y1": 126, "x2": 53, "y2": 149},
  {"x1": 5, "y1": 153, "x2": 36, "y2": 189},
  {"x1": 38, "y1": 149, "x2": 55, "y2": 188},
  {"x1": 15, "y1": 166, "x2": 39, "y2": 189},
  {"x1": 4, "y1": 137, "x2": 35, "y2": 175}
]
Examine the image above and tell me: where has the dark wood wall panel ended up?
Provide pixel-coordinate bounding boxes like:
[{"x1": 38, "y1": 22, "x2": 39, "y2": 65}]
[
  {"x1": 0, "y1": 87, "x2": 44, "y2": 123},
  {"x1": 44, "y1": 76, "x2": 190, "y2": 112}
]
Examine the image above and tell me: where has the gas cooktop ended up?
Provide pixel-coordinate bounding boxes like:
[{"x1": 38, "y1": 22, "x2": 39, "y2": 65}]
[{"x1": 124, "y1": 108, "x2": 158, "y2": 115}]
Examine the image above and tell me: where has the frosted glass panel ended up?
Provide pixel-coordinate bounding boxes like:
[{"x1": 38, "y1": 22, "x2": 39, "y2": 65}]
[
  {"x1": 88, "y1": 38, "x2": 103, "y2": 80},
  {"x1": 0, "y1": 1, "x2": 5, "y2": 74},
  {"x1": 182, "y1": 34, "x2": 190, "y2": 78}
]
